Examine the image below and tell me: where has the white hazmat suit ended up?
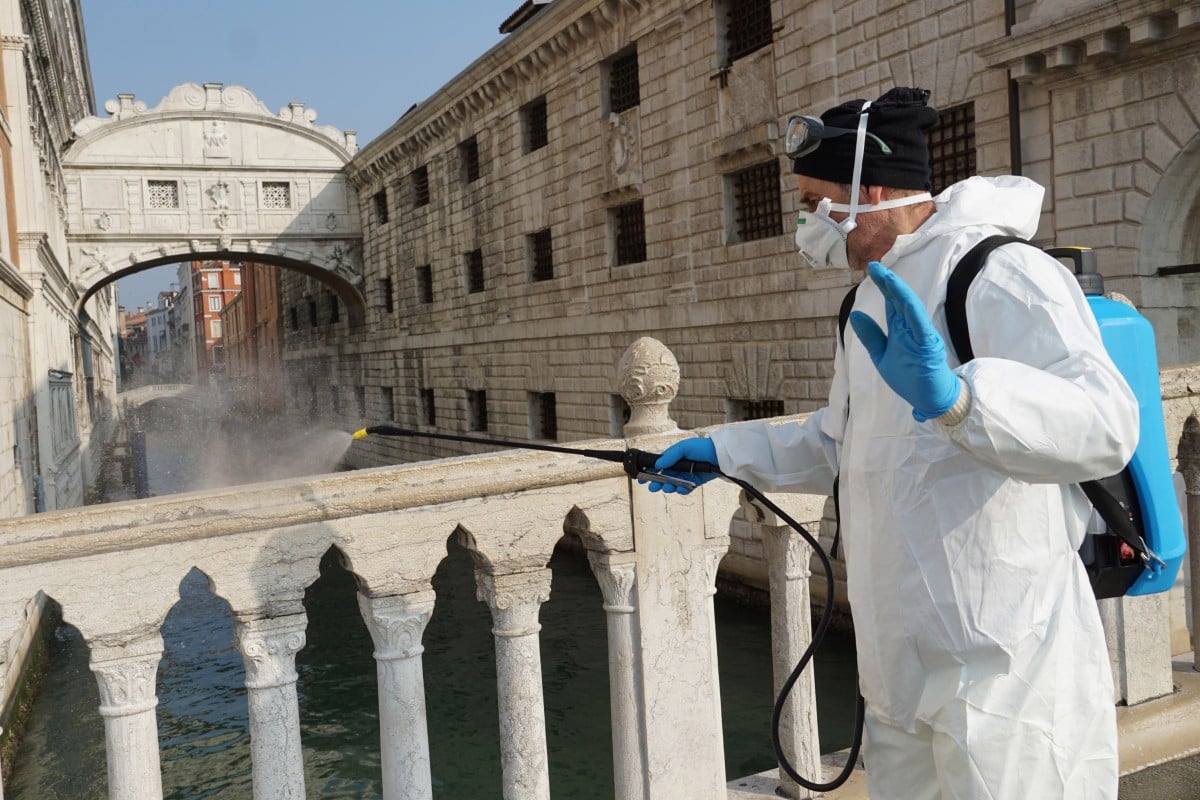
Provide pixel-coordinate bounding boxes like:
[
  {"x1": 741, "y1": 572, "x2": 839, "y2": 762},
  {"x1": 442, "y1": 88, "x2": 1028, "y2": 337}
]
[{"x1": 710, "y1": 175, "x2": 1138, "y2": 799}]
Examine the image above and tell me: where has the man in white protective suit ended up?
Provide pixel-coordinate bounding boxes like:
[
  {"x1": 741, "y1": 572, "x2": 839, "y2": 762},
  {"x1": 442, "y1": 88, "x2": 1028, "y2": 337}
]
[{"x1": 647, "y1": 87, "x2": 1138, "y2": 799}]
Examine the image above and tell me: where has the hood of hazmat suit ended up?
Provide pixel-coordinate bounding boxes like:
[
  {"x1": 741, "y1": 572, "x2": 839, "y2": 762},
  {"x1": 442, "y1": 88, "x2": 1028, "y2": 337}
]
[{"x1": 710, "y1": 175, "x2": 1137, "y2": 798}]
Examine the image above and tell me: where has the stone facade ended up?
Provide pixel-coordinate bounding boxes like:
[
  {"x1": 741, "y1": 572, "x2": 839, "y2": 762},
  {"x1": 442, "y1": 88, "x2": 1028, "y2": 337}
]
[
  {"x1": 286, "y1": 0, "x2": 1198, "y2": 473},
  {"x1": 0, "y1": 0, "x2": 119, "y2": 514}
]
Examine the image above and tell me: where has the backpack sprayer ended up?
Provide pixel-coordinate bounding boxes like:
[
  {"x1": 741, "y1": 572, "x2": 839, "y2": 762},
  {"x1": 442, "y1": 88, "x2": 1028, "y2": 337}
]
[{"x1": 352, "y1": 423, "x2": 863, "y2": 793}]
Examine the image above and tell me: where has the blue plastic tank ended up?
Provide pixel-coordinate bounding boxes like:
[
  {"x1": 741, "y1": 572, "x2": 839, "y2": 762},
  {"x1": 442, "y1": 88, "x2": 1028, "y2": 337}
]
[{"x1": 1050, "y1": 247, "x2": 1186, "y2": 596}]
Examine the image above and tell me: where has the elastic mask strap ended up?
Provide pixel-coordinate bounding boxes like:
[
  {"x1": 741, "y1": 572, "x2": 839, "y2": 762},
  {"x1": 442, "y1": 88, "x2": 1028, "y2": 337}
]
[{"x1": 845, "y1": 100, "x2": 872, "y2": 233}]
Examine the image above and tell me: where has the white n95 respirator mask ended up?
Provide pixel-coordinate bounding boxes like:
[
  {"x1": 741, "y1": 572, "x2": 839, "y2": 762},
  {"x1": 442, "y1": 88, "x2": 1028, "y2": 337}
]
[{"x1": 795, "y1": 198, "x2": 852, "y2": 269}]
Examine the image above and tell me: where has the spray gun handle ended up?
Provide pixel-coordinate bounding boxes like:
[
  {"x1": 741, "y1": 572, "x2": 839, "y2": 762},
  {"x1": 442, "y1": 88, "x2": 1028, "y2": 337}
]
[
  {"x1": 622, "y1": 448, "x2": 722, "y2": 480},
  {"x1": 1046, "y1": 246, "x2": 1103, "y2": 295}
]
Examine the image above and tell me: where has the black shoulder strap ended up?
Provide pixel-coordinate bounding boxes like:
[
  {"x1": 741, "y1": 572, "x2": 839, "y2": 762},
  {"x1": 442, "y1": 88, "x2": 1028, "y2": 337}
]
[
  {"x1": 943, "y1": 235, "x2": 1149, "y2": 561},
  {"x1": 944, "y1": 235, "x2": 1029, "y2": 363},
  {"x1": 837, "y1": 283, "x2": 860, "y2": 348}
]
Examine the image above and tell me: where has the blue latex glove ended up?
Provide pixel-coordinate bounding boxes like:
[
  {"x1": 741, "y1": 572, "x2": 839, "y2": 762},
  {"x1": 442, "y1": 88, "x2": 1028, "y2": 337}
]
[
  {"x1": 848, "y1": 261, "x2": 960, "y2": 422},
  {"x1": 639, "y1": 437, "x2": 720, "y2": 495}
]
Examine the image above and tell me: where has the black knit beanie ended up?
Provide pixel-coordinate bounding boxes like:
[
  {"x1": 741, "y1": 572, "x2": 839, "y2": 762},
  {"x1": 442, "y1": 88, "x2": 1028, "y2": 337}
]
[{"x1": 790, "y1": 87, "x2": 940, "y2": 190}]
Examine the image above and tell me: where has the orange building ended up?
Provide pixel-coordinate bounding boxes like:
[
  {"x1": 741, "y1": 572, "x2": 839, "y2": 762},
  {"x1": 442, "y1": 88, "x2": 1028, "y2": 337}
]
[
  {"x1": 190, "y1": 260, "x2": 242, "y2": 384},
  {"x1": 220, "y1": 262, "x2": 283, "y2": 413}
]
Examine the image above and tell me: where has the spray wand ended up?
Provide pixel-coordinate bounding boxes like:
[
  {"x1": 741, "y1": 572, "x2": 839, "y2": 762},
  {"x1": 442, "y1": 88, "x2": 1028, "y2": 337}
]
[{"x1": 352, "y1": 423, "x2": 864, "y2": 792}]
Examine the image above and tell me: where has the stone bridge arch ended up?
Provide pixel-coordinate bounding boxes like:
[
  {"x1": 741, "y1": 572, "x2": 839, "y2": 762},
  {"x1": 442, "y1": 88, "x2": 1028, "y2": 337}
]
[{"x1": 63, "y1": 82, "x2": 366, "y2": 324}]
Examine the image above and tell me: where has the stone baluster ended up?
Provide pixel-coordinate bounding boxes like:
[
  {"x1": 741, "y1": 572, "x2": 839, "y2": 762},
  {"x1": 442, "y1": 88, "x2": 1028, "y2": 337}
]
[
  {"x1": 235, "y1": 613, "x2": 308, "y2": 800},
  {"x1": 761, "y1": 523, "x2": 822, "y2": 799},
  {"x1": 587, "y1": 552, "x2": 644, "y2": 800},
  {"x1": 88, "y1": 632, "x2": 166, "y2": 800},
  {"x1": 475, "y1": 568, "x2": 554, "y2": 800},
  {"x1": 1180, "y1": 417, "x2": 1200, "y2": 670},
  {"x1": 357, "y1": 590, "x2": 437, "y2": 800}
]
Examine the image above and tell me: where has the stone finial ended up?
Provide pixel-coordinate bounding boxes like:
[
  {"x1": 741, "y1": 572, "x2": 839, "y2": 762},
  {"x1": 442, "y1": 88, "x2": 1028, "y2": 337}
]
[{"x1": 617, "y1": 337, "x2": 680, "y2": 436}]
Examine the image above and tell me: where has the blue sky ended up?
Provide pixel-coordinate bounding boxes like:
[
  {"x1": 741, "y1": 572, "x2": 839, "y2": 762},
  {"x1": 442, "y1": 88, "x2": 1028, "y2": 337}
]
[{"x1": 87, "y1": 0, "x2": 509, "y2": 308}]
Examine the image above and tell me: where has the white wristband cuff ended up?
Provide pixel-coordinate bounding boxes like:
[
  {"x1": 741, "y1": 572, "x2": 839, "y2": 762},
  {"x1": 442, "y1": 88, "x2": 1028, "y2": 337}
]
[{"x1": 934, "y1": 377, "x2": 972, "y2": 428}]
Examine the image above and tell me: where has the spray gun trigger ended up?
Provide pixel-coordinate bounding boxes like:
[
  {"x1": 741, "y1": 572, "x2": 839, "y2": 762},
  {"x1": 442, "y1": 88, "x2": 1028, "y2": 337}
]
[{"x1": 636, "y1": 470, "x2": 700, "y2": 491}]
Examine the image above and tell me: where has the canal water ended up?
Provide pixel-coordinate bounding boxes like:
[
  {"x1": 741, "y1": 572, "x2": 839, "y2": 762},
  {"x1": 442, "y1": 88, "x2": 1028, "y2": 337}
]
[{"x1": 7, "y1": 409, "x2": 858, "y2": 799}]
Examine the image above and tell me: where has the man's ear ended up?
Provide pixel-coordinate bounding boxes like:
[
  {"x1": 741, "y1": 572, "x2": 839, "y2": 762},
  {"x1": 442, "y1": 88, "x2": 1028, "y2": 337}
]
[{"x1": 863, "y1": 185, "x2": 887, "y2": 204}]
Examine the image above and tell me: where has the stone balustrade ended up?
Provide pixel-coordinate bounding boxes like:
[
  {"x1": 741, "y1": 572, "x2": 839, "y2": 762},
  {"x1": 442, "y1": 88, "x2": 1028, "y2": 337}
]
[{"x1": 0, "y1": 339, "x2": 1195, "y2": 800}]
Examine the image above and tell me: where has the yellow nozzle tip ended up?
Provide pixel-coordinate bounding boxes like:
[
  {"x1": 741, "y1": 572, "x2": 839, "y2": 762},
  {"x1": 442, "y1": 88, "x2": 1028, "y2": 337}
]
[{"x1": 352, "y1": 428, "x2": 368, "y2": 440}]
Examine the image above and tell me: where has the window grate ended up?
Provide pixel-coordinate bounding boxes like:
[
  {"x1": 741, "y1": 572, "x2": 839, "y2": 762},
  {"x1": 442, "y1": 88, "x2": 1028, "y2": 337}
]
[
  {"x1": 417, "y1": 265, "x2": 434, "y2": 304},
  {"x1": 460, "y1": 137, "x2": 480, "y2": 183},
  {"x1": 529, "y1": 229, "x2": 554, "y2": 281},
  {"x1": 524, "y1": 96, "x2": 549, "y2": 153},
  {"x1": 467, "y1": 389, "x2": 488, "y2": 432},
  {"x1": 530, "y1": 392, "x2": 557, "y2": 440},
  {"x1": 373, "y1": 189, "x2": 389, "y2": 224},
  {"x1": 148, "y1": 180, "x2": 180, "y2": 209},
  {"x1": 732, "y1": 160, "x2": 784, "y2": 242},
  {"x1": 412, "y1": 165, "x2": 430, "y2": 207},
  {"x1": 381, "y1": 387, "x2": 394, "y2": 421},
  {"x1": 927, "y1": 102, "x2": 976, "y2": 195},
  {"x1": 609, "y1": 48, "x2": 640, "y2": 114},
  {"x1": 726, "y1": 0, "x2": 774, "y2": 63},
  {"x1": 420, "y1": 388, "x2": 436, "y2": 427},
  {"x1": 465, "y1": 249, "x2": 485, "y2": 294},
  {"x1": 730, "y1": 398, "x2": 784, "y2": 421},
  {"x1": 262, "y1": 181, "x2": 291, "y2": 208},
  {"x1": 613, "y1": 200, "x2": 647, "y2": 265},
  {"x1": 381, "y1": 277, "x2": 394, "y2": 313}
]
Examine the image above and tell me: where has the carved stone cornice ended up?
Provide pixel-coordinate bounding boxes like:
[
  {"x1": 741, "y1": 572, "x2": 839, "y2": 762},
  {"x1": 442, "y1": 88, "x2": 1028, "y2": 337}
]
[
  {"x1": 358, "y1": 591, "x2": 436, "y2": 660},
  {"x1": 978, "y1": 0, "x2": 1200, "y2": 83},
  {"x1": 1, "y1": 34, "x2": 29, "y2": 51},
  {"x1": 236, "y1": 615, "x2": 307, "y2": 690},
  {"x1": 348, "y1": 0, "x2": 657, "y2": 181},
  {"x1": 475, "y1": 568, "x2": 553, "y2": 638}
]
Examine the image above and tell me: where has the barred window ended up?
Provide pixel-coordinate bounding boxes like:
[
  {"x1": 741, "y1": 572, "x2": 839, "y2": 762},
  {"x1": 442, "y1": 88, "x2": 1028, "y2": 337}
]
[
  {"x1": 927, "y1": 102, "x2": 976, "y2": 195},
  {"x1": 381, "y1": 386, "x2": 394, "y2": 421},
  {"x1": 612, "y1": 199, "x2": 647, "y2": 265},
  {"x1": 731, "y1": 160, "x2": 784, "y2": 242},
  {"x1": 148, "y1": 180, "x2": 180, "y2": 209},
  {"x1": 465, "y1": 249, "x2": 485, "y2": 294},
  {"x1": 529, "y1": 392, "x2": 557, "y2": 441},
  {"x1": 262, "y1": 181, "x2": 291, "y2": 208},
  {"x1": 412, "y1": 165, "x2": 430, "y2": 207},
  {"x1": 460, "y1": 136, "x2": 480, "y2": 183},
  {"x1": 467, "y1": 389, "x2": 488, "y2": 432},
  {"x1": 420, "y1": 388, "x2": 436, "y2": 427},
  {"x1": 608, "y1": 47, "x2": 640, "y2": 114},
  {"x1": 416, "y1": 265, "x2": 433, "y2": 304},
  {"x1": 728, "y1": 398, "x2": 785, "y2": 421},
  {"x1": 725, "y1": 0, "x2": 774, "y2": 64},
  {"x1": 528, "y1": 229, "x2": 554, "y2": 281},
  {"x1": 381, "y1": 277, "x2": 395, "y2": 313},
  {"x1": 373, "y1": 189, "x2": 389, "y2": 224},
  {"x1": 523, "y1": 96, "x2": 549, "y2": 153}
]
